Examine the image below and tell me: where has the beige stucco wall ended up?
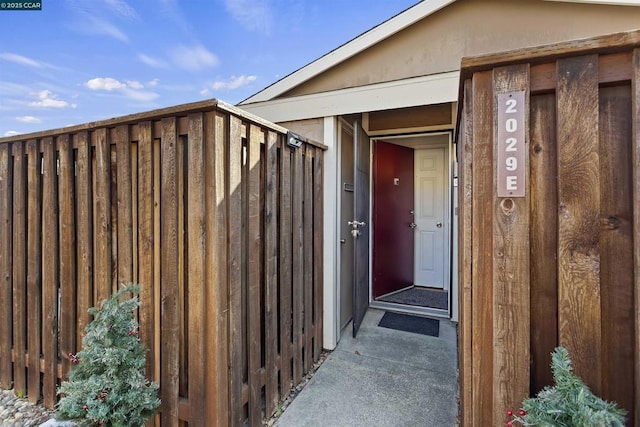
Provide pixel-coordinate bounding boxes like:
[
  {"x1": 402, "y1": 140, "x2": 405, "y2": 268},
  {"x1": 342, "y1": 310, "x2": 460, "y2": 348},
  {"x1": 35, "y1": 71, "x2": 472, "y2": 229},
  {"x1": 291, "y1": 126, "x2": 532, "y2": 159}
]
[
  {"x1": 283, "y1": 0, "x2": 640, "y2": 97},
  {"x1": 278, "y1": 118, "x2": 324, "y2": 142}
]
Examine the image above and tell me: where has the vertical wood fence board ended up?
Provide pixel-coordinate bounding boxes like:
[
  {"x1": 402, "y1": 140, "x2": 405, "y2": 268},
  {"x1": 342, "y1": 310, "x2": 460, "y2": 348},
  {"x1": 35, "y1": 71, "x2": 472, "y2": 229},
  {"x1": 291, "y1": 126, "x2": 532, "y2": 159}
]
[
  {"x1": 633, "y1": 47, "x2": 640, "y2": 427},
  {"x1": 0, "y1": 144, "x2": 12, "y2": 390},
  {"x1": 115, "y1": 125, "x2": 133, "y2": 288},
  {"x1": 556, "y1": 55, "x2": 603, "y2": 393},
  {"x1": 26, "y1": 139, "x2": 42, "y2": 404},
  {"x1": 313, "y1": 146, "x2": 324, "y2": 360},
  {"x1": 131, "y1": 143, "x2": 138, "y2": 287},
  {"x1": 205, "y1": 111, "x2": 230, "y2": 425},
  {"x1": 58, "y1": 135, "x2": 77, "y2": 379},
  {"x1": 75, "y1": 132, "x2": 93, "y2": 346},
  {"x1": 598, "y1": 85, "x2": 635, "y2": 417},
  {"x1": 303, "y1": 147, "x2": 314, "y2": 372},
  {"x1": 94, "y1": 128, "x2": 112, "y2": 304},
  {"x1": 110, "y1": 144, "x2": 119, "y2": 295},
  {"x1": 12, "y1": 141, "x2": 27, "y2": 395},
  {"x1": 291, "y1": 147, "x2": 304, "y2": 385},
  {"x1": 186, "y1": 113, "x2": 206, "y2": 426},
  {"x1": 470, "y1": 70, "x2": 495, "y2": 426},
  {"x1": 152, "y1": 136, "x2": 162, "y2": 411},
  {"x1": 529, "y1": 94, "x2": 559, "y2": 393},
  {"x1": 0, "y1": 102, "x2": 325, "y2": 425},
  {"x1": 279, "y1": 144, "x2": 293, "y2": 398},
  {"x1": 176, "y1": 133, "x2": 186, "y2": 402},
  {"x1": 491, "y1": 64, "x2": 531, "y2": 422},
  {"x1": 459, "y1": 78, "x2": 474, "y2": 427},
  {"x1": 160, "y1": 117, "x2": 180, "y2": 427},
  {"x1": 264, "y1": 130, "x2": 279, "y2": 417},
  {"x1": 228, "y1": 115, "x2": 244, "y2": 426},
  {"x1": 247, "y1": 124, "x2": 263, "y2": 427},
  {"x1": 240, "y1": 124, "x2": 248, "y2": 406},
  {"x1": 42, "y1": 137, "x2": 59, "y2": 407},
  {"x1": 137, "y1": 122, "x2": 154, "y2": 379},
  {"x1": 240, "y1": 122, "x2": 250, "y2": 404}
]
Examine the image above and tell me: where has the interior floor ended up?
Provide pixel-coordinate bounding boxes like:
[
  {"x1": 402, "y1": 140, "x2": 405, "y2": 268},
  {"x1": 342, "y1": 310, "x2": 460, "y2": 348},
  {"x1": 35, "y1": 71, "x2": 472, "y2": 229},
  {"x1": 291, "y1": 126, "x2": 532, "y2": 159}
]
[{"x1": 377, "y1": 286, "x2": 449, "y2": 311}]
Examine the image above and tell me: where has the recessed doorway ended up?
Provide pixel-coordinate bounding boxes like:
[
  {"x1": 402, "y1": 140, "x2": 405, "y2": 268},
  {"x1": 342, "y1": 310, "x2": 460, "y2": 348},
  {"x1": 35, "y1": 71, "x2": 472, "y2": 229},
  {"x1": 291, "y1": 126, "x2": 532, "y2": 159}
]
[{"x1": 371, "y1": 133, "x2": 452, "y2": 318}]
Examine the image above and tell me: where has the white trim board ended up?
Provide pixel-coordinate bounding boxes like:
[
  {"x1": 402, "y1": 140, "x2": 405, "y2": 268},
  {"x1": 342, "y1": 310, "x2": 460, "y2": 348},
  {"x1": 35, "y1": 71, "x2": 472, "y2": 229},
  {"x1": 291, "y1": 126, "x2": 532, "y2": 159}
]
[
  {"x1": 240, "y1": 72, "x2": 459, "y2": 124},
  {"x1": 322, "y1": 116, "x2": 340, "y2": 350},
  {"x1": 240, "y1": 0, "x2": 455, "y2": 104}
]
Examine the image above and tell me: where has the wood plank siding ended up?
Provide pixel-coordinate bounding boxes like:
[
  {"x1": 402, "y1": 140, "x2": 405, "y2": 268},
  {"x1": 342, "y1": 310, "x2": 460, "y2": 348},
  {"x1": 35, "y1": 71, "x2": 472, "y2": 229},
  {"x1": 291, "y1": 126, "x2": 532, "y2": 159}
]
[
  {"x1": 457, "y1": 30, "x2": 640, "y2": 426},
  {"x1": 0, "y1": 99, "x2": 326, "y2": 426}
]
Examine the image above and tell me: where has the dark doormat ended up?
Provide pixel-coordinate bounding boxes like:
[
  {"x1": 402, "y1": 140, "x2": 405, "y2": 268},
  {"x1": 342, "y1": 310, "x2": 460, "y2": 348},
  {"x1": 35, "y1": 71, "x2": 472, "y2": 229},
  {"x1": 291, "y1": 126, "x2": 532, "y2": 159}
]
[
  {"x1": 378, "y1": 286, "x2": 448, "y2": 310},
  {"x1": 378, "y1": 312, "x2": 439, "y2": 337}
]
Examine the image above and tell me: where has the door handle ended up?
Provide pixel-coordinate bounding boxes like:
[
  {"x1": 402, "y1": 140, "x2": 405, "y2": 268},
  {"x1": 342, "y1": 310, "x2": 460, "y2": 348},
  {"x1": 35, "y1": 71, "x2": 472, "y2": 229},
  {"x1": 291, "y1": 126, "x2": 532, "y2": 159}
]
[
  {"x1": 348, "y1": 220, "x2": 366, "y2": 228},
  {"x1": 436, "y1": 222, "x2": 443, "y2": 228},
  {"x1": 409, "y1": 222, "x2": 417, "y2": 229}
]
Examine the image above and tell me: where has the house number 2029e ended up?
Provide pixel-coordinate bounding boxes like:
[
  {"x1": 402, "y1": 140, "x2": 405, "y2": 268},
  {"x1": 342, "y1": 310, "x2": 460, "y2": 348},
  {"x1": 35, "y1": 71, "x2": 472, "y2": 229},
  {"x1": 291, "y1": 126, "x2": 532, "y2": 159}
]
[{"x1": 497, "y1": 90, "x2": 526, "y2": 197}]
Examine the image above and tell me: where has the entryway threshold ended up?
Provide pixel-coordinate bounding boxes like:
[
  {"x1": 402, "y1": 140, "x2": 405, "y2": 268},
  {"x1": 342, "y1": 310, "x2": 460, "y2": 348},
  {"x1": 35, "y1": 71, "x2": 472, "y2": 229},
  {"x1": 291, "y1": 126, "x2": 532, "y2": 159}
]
[
  {"x1": 370, "y1": 300, "x2": 450, "y2": 320},
  {"x1": 273, "y1": 308, "x2": 459, "y2": 427}
]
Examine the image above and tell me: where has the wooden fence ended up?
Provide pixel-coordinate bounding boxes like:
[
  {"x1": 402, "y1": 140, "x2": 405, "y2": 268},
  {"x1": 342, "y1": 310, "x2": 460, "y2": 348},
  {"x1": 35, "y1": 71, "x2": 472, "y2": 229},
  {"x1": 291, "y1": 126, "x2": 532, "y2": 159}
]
[
  {"x1": 0, "y1": 99, "x2": 326, "y2": 426},
  {"x1": 456, "y1": 30, "x2": 640, "y2": 426}
]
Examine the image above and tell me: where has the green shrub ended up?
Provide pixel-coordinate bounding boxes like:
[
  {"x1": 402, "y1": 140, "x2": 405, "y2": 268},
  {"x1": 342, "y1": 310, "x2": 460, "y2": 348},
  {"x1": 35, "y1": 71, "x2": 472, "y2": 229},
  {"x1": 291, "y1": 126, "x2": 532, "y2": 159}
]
[
  {"x1": 57, "y1": 284, "x2": 160, "y2": 427},
  {"x1": 507, "y1": 347, "x2": 626, "y2": 427}
]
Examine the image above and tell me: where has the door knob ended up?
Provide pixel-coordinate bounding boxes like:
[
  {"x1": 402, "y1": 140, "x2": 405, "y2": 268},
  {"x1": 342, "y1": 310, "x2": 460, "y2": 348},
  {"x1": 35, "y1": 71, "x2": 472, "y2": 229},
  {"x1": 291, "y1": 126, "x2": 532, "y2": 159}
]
[
  {"x1": 348, "y1": 220, "x2": 366, "y2": 228},
  {"x1": 436, "y1": 222, "x2": 443, "y2": 228},
  {"x1": 409, "y1": 222, "x2": 417, "y2": 229}
]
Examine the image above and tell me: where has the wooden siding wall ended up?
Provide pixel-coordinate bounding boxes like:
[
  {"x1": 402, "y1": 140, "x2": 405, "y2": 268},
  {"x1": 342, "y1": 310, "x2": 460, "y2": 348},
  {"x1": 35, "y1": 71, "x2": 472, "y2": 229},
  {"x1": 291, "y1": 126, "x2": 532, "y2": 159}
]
[
  {"x1": 0, "y1": 101, "x2": 325, "y2": 427},
  {"x1": 458, "y1": 35, "x2": 640, "y2": 427}
]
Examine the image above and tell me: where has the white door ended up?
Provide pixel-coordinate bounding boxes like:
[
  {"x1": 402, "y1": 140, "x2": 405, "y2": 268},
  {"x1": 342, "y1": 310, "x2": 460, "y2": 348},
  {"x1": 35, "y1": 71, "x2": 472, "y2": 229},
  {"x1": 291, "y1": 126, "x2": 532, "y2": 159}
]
[{"x1": 414, "y1": 147, "x2": 448, "y2": 289}]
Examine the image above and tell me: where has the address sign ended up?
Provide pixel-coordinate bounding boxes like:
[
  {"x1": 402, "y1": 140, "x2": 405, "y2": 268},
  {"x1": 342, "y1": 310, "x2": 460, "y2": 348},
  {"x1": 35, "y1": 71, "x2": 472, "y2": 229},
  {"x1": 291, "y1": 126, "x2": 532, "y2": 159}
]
[{"x1": 497, "y1": 90, "x2": 525, "y2": 197}]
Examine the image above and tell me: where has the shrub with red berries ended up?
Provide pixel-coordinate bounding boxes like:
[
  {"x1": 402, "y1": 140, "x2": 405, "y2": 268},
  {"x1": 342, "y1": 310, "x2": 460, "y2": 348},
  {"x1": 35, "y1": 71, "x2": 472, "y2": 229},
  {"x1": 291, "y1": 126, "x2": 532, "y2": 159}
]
[
  {"x1": 505, "y1": 347, "x2": 625, "y2": 427},
  {"x1": 56, "y1": 284, "x2": 160, "y2": 426}
]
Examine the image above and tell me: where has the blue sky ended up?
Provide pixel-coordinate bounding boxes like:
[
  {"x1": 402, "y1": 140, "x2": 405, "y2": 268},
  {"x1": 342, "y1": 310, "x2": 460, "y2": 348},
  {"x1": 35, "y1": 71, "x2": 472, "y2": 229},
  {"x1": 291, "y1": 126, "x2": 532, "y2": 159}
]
[{"x1": 0, "y1": 0, "x2": 418, "y2": 136}]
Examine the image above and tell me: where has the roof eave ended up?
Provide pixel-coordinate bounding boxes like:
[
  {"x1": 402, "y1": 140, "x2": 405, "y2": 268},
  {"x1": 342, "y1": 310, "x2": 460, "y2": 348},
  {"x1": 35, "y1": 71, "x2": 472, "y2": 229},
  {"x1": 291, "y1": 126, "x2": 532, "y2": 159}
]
[{"x1": 239, "y1": 0, "x2": 456, "y2": 105}]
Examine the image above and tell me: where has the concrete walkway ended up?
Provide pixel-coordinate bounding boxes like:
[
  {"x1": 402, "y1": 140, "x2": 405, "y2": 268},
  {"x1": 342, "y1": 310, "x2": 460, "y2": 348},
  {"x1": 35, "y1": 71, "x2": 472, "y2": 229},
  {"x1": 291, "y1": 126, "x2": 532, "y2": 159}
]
[{"x1": 275, "y1": 309, "x2": 459, "y2": 427}]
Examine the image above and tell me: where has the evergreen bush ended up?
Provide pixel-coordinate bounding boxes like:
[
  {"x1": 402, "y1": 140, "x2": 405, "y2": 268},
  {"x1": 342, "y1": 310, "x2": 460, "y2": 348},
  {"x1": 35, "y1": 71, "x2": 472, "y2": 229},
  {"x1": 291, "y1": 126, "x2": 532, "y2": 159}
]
[
  {"x1": 56, "y1": 284, "x2": 160, "y2": 427},
  {"x1": 507, "y1": 346, "x2": 626, "y2": 427}
]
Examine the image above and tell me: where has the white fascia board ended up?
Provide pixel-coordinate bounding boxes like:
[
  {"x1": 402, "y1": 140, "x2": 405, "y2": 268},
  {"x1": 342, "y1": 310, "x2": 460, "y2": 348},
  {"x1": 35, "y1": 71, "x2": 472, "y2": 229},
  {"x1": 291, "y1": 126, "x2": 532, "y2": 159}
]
[
  {"x1": 241, "y1": 0, "x2": 456, "y2": 104},
  {"x1": 240, "y1": 71, "x2": 460, "y2": 124}
]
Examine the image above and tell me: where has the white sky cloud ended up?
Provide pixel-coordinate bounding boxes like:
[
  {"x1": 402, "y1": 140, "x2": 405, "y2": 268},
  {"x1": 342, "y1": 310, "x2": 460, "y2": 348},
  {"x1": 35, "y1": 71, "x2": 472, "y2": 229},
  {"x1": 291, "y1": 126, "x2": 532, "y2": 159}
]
[
  {"x1": 15, "y1": 116, "x2": 41, "y2": 123},
  {"x1": 211, "y1": 75, "x2": 257, "y2": 90},
  {"x1": 147, "y1": 78, "x2": 160, "y2": 87},
  {"x1": 87, "y1": 16, "x2": 129, "y2": 42},
  {"x1": 66, "y1": 0, "x2": 131, "y2": 42},
  {"x1": 126, "y1": 80, "x2": 144, "y2": 90},
  {"x1": 4, "y1": 131, "x2": 21, "y2": 137},
  {"x1": 0, "y1": 53, "x2": 43, "y2": 68},
  {"x1": 85, "y1": 77, "x2": 159, "y2": 102},
  {"x1": 138, "y1": 54, "x2": 168, "y2": 69},
  {"x1": 224, "y1": 0, "x2": 274, "y2": 34},
  {"x1": 29, "y1": 90, "x2": 76, "y2": 108},
  {"x1": 69, "y1": 12, "x2": 128, "y2": 42},
  {"x1": 103, "y1": 0, "x2": 137, "y2": 19},
  {"x1": 86, "y1": 77, "x2": 127, "y2": 91},
  {"x1": 170, "y1": 45, "x2": 219, "y2": 72}
]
